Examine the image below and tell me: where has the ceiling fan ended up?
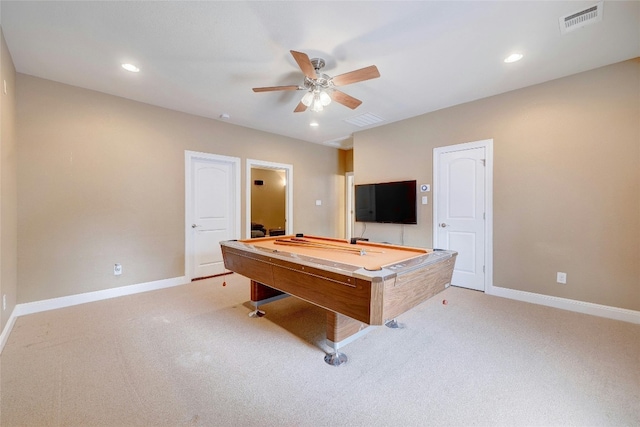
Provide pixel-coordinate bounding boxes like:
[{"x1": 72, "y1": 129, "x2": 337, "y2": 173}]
[{"x1": 252, "y1": 50, "x2": 380, "y2": 113}]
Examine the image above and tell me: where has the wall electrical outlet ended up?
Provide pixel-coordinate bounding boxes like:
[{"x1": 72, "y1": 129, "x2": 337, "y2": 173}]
[
  {"x1": 557, "y1": 272, "x2": 567, "y2": 284},
  {"x1": 2, "y1": 294, "x2": 6, "y2": 311},
  {"x1": 114, "y1": 263, "x2": 123, "y2": 276}
]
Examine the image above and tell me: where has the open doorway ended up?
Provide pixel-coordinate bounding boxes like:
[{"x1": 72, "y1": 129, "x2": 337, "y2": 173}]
[{"x1": 246, "y1": 159, "x2": 293, "y2": 238}]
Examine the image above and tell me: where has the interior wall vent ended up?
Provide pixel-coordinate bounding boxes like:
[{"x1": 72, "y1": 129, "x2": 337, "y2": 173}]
[
  {"x1": 343, "y1": 113, "x2": 384, "y2": 128},
  {"x1": 559, "y1": 1, "x2": 603, "y2": 34}
]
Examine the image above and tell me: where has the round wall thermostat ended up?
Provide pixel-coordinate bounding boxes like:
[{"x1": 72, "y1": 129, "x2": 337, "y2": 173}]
[{"x1": 420, "y1": 184, "x2": 430, "y2": 192}]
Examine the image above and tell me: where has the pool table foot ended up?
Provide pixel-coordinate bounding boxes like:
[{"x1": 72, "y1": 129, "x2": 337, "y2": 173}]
[
  {"x1": 248, "y1": 308, "x2": 265, "y2": 318},
  {"x1": 324, "y1": 351, "x2": 348, "y2": 366},
  {"x1": 384, "y1": 318, "x2": 404, "y2": 329}
]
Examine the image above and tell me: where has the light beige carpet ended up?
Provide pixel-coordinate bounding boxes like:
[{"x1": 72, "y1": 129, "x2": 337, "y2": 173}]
[{"x1": 1, "y1": 274, "x2": 639, "y2": 426}]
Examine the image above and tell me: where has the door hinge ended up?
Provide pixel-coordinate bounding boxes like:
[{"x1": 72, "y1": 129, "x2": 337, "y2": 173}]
[
  {"x1": 483, "y1": 265, "x2": 485, "y2": 273},
  {"x1": 480, "y1": 159, "x2": 486, "y2": 166}
]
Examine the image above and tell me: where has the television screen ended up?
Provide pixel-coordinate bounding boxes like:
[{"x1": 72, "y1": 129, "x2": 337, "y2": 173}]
[{"x1": 355, "y1": 180, "x2": 417, "y2": 224}]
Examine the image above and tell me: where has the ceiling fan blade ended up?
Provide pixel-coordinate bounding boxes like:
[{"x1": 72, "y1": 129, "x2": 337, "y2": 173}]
[
  {"x1": 331, "y1": 65, "x2": 380, "y2": 86},
  {"x1": 294, "y1": 101, "x2": 308, "y2": 113},
  {"x1": 290, "y1": 50, "x2": 317, "y2": 80},
  {"x1": 331, "y1": 90, "x2": 362, "y2": 110},
  {"x1": 252, "y1": 85, "x2": 301, "y2": 92}
]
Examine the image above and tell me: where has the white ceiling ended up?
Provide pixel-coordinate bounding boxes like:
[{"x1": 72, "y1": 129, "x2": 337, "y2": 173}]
[{"x1": 1, "y1": 1, "x2": 638, "y2": 149}]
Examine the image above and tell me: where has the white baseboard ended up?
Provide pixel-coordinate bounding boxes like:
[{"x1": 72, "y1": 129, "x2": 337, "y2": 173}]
[
  {"x1": 0, "y1": 308, "x2": 19, "y2": 354},
  {"x1": 0, "y1": 276, "x2": 188, "y2": 354},
  {"x1": 487, "y1": 285, "x2": 640, "y2": 325}
]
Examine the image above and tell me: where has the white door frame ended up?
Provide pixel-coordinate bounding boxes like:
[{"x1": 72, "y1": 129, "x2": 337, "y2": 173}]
[
  {"x1": 345, "y1": 172, "x2": 354, "y2": 240},
  {"x1": 185, "y1": 150, "x2": 241, "y2": 280},
  {"x1": 246, "y1": 159, "x2": 293, "y2": 238},
  {"x1": 433, "y1": 139, "x2": 493, "y2": 292}
]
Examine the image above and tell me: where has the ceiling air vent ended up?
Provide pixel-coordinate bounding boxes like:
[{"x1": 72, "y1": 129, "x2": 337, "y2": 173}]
[
  {"x1": 559, "y1": 2, "x2": 603, "y2": 34},
  {"x1": 343, "y1": 113, "x2": 384, "y2": 128}
]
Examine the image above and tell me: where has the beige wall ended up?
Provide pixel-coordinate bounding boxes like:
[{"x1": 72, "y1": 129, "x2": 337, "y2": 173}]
[
  {"x1": 0, "y1": 29, "x2": 18, "y2": 332},
  {"x1": 251, "y1": 168, "x2": 286, "y2": 232},
  {"x1": 16, "y1": 74, "x2": 344, "y2": 303},
  {"x1": 355, "y1": 58, "x2": 640, "y2": 311}
]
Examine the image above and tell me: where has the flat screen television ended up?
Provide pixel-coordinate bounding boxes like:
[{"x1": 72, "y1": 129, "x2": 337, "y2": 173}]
[{"x1": 355, "y1": 180, "x2": 417, "y2": 224}]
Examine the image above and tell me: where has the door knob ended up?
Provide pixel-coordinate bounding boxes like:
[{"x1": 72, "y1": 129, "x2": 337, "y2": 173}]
[
  {"x1": 192, "y1": 224, "x2": 200, "y2": 228},
  {"x1": 439, "y1": 223, "x2": 448, "y2": 228}
]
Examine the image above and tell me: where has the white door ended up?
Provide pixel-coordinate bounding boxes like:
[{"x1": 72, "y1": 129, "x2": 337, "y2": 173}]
[
  {"x1": 186, "y1": 151, "x2": 240, "y2": 280},
  {"x1": 434, "y1": 144, "x2": 488, "y2": 291}
]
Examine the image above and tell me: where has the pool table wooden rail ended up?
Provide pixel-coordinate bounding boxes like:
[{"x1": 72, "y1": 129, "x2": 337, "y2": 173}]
[{"x1": 221, "y1": 244, "x2": 380, "y2": 324}]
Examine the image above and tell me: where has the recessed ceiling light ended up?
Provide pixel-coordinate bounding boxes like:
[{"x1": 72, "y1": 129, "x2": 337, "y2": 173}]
[
  {"x1": 504, "y1": 53, "x2": 523, "y2": 63},
  {"x1": 121, "y1": 63, "x2": 140, "y2": 72},
  {"x1": 310, "y1": 122, "x2": 319, "y2": 127}
]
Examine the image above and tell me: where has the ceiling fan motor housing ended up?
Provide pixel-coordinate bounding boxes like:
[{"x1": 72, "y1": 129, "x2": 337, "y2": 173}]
[
  {"x1": 310, "y1": 58, "x2": 325, "y2": 72},
  {"x1": 304, "y1": 73, "x2": 332, "y2": 90}
]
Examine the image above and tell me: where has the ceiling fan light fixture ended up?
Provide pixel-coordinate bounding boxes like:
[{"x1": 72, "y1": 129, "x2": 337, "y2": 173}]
[
  {"x1": 319, "y1": 91, "x2": 331, "y2": 106},
  {"x1": 301, "y1": 91, "x2": 314, "y2": 107},
  {"x1": 310, "y1": 95, "x2": 324, "y2": 112}
]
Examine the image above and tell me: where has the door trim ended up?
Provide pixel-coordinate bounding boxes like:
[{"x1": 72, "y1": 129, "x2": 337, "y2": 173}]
[
  {"x1": 345, "y1": 172, "x2": 354, "y2": 240},
  {"x1": 246, "y1": 159, "x2": 293, "y2": 238},
  {"x1": 433, "y1": 139, "x2": 493, "y2": 292},
  {"x1": 185, "y1": 150, "x2": 241, "y2": 280}
]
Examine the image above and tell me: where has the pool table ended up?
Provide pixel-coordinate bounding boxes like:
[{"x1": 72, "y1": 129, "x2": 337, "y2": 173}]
[{"x1": 220, "y1": 235, "x2": 457, "y2": 365}]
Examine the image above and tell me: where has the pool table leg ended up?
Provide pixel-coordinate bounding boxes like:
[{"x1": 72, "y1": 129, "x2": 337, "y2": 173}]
[
  {"x1": 324, "y1": 312, "x2": 352, "y2": 366},
  {"x1": 324, "y1": 312, "x2": 374, "y2": 366},
  {"x1": 249, "y1": 280, "x2": 288, "y2": 318}
]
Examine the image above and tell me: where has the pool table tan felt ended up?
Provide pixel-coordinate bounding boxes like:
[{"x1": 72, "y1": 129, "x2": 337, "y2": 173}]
[{"x1": 245, "y1": 235, "x2": 429, "y2": 271}]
